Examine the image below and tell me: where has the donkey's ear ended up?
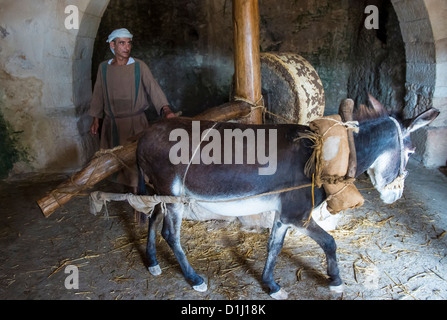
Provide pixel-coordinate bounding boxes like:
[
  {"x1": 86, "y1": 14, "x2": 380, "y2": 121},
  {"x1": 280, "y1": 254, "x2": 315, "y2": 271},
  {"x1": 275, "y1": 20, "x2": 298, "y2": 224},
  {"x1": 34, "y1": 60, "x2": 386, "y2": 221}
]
[
  {"x1": 368, "y1": 93, "x2": 388, "y2": 118},
  {"x1": 404, "y1": 108, "x2": 440, "y2": 135},
  {"x1": 367, "y1": 94, "x2": 387, "y2": 114}
]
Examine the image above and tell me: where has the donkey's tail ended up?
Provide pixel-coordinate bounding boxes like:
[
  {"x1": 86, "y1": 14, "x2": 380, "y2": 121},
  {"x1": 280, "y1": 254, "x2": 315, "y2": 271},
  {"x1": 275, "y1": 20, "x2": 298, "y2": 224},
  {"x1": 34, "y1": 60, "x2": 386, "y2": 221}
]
[{"x1": 137, "y1": 160, "x2": 147, "y2": 196}]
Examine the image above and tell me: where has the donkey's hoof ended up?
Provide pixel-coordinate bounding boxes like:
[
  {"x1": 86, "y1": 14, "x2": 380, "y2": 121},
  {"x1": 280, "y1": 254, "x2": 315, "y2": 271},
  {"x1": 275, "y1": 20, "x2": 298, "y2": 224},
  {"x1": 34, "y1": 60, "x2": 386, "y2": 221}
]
[
  {"x1": 193, "y1": 281, "x2": 208, "y2": 292},
  {"x1": 329, "y1": 284, "x2": 344, "y2": 293},
  {"x1": 270, "y1": 288, "x2": 288, "y2": 300},
  {"x1": 148, "y1": 265, "x2": 162, "y2": 276}
]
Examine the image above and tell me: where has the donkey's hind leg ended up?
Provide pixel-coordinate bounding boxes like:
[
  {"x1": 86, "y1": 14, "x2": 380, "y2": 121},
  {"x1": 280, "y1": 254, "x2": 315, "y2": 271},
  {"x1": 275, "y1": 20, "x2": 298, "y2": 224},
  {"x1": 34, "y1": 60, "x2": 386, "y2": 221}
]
[
  {"x1": 146, "y1": 204, "x2": 163, "y2": 276},
  {"x1": 297, "y1": 218, "x2": 343, "y2": 292},
  {"x1": 262, "y1": 213, "x2": 290, "y2": 300},
  {"x1": 161, "y1": 203, "x2": 207, "y2": 292}
]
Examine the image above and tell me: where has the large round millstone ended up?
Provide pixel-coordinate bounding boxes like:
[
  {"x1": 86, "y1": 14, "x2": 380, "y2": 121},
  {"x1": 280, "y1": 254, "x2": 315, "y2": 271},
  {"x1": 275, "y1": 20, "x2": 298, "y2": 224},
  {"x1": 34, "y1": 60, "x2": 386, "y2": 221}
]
[{"x1": 261, "y1": 52, "x2": 325, "y2": 125}]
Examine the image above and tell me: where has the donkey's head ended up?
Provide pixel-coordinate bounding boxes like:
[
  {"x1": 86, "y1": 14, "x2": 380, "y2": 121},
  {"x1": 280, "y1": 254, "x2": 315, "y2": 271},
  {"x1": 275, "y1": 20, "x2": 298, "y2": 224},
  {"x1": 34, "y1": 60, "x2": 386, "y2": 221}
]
[{"x1": 358, "y1": 95, "x2": 439, "y2": 204}]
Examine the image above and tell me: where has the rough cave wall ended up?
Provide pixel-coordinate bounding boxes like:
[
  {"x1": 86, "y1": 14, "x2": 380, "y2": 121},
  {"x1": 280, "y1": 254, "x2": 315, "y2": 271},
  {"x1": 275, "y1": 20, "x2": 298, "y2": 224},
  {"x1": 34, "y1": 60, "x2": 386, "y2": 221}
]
[
  {"x1": 93, "y1": 0, "x2": 234, "y2": 118},
  {"x1": 260, "y1": 0, "x2": 406, "y2": 115},
  {"x1": 347, "y1": 0, "x2": 406, "y2": 114},
  {"x1": 93, "y1": 0, "x2": 406, "y2": 118}
]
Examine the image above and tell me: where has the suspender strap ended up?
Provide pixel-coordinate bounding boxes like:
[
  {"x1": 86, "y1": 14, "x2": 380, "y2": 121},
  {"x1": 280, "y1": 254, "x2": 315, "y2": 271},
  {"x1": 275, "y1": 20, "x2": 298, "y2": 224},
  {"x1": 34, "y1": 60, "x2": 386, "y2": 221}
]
[
  {"x1": 134, "y1": 62, "x2": 140, "y2": 108},
  {"x1": 102, "y1": 61, "x2": 141, "y2": 147},
  {"x1": 102, "y1": 62, "x2": 119, "y2": 147}
]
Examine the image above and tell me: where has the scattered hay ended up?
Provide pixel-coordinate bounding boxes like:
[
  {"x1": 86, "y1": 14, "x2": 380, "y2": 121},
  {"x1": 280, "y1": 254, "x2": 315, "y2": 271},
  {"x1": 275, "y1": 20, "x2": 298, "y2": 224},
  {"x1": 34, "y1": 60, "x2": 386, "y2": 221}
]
[{"x1": 44, "y1": 199, "x2": 446, "y2": 300}]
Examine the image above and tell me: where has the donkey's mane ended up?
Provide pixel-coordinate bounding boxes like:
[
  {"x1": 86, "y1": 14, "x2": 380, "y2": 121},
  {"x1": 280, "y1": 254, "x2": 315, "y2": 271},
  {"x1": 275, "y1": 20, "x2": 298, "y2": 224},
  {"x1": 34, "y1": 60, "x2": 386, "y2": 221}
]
[
  {"x1": 353, "y1": 94, "x2": 390, "y2": 123},
  {"x1": 353, "y1": 104, "x2": 388, "y2": 123}
]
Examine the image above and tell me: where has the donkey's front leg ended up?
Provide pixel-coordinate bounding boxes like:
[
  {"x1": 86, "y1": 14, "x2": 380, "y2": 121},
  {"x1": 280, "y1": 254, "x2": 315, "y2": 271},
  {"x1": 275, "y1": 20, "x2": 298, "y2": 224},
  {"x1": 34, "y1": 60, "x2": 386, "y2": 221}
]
[
  {"x1": 161, "y1": 203, "x2": 207, "y2": 292},
  {"x1": 299, "y1": 218, "x2": 343, "y2": 293},
  {"x1": 262, "y1": 214, "x2": 289, "y2": 300}
]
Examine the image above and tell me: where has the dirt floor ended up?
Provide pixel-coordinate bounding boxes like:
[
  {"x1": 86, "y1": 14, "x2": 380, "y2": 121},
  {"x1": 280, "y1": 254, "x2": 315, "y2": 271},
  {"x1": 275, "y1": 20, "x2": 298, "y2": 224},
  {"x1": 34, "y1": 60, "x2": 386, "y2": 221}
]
[{"x1": 1, "y1": 159, "x2": 446, "y2": 301}]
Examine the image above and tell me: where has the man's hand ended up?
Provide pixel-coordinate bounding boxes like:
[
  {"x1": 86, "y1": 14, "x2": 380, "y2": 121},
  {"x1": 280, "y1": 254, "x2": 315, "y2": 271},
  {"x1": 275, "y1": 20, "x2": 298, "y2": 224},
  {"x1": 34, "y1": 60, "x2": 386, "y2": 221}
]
[
  {"x1": 161, "y1": 105, "x2": 176, "y2": 119},
  {"x1": 90, "y1": 117, "x2": 100, "y2": 135}
]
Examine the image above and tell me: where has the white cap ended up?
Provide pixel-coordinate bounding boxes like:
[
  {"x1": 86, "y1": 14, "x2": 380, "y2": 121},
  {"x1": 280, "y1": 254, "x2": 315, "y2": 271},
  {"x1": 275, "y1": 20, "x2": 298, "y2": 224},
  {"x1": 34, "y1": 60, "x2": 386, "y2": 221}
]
[{"x1": 107, "y1": 28, "x2": 133, "y2": 43}]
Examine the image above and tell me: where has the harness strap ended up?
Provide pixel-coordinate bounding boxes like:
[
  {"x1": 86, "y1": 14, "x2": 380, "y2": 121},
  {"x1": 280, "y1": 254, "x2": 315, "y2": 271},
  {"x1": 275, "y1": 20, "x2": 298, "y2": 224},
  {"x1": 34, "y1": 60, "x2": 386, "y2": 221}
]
[
  {"x1": 90, "y1": 182, "x2": 314, "y2": 218},
  {"x1": 102, "y1": 61, "x2": 141, "y2": 147},
  {"x1": 385, "y1": 117, "x2": 407, "y2": 191},
  {"x1": 388, "y1": 117, "x2": 405, "y2": 175},
  {"x1": 181, "y1": 122, "x2": 219, "y2": 198},
  {"x1": 134, "y1": 61, "x2": 140, "y2": 108}
]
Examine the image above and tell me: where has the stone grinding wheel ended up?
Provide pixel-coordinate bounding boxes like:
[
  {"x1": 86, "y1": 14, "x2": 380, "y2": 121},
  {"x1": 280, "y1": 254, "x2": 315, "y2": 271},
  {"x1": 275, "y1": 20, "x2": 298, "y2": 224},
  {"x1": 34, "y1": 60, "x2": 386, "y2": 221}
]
[{"x1": 260, "y1": 52, "x2": 325, "y2": 125}]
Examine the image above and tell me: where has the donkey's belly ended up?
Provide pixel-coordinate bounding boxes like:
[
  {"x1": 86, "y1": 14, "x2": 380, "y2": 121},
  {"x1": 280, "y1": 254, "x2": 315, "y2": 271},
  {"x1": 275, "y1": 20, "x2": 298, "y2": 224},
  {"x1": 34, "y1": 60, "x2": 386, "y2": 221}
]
[
  {"x1": 194, "y1": 195, "x2": 281, "y2": 217},
  {"x1": 171, "y1": 176, "x2": 281, "y2": 217}
]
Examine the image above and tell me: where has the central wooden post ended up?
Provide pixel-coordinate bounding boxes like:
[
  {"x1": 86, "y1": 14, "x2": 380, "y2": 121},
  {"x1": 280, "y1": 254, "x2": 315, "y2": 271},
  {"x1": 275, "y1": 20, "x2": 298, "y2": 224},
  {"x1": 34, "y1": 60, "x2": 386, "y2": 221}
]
[{"x1": 232, "y1": 0, "x2": 263, "y2": 124}]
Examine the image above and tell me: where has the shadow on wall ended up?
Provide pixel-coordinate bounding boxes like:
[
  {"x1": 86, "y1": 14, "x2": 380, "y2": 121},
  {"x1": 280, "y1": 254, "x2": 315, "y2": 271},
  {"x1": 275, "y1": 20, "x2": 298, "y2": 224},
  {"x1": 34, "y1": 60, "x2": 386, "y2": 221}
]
[
  {"x1": 72, "y1": 1, "x2": 105, "y2": 165},
  {"x1": 0, "y1": 110, "x2": 27, "y2": 179},
  {"x1": 347, "y1": 0, "x2": 406, "y2": 116}
]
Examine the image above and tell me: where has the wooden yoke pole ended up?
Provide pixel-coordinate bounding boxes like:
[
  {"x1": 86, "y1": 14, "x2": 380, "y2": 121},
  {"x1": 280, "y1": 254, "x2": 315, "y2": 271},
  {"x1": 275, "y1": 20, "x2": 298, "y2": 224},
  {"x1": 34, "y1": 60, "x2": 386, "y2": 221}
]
[
  {"x1": 339, "y1": 99, "x2": 357, "y2": 178},
  {"x1": 232, "y1": 0, "x2": 263, "y2": 124},
  {"x1": 37, "y1": 143, "x2": 138, "y2": 217}
]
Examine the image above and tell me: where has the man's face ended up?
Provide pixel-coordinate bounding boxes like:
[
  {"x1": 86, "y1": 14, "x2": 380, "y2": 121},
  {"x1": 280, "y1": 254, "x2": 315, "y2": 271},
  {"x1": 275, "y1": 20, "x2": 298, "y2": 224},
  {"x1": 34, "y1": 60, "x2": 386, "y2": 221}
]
[{"x1": 110, "y1": 37, "x2": 132, "y2": 59}]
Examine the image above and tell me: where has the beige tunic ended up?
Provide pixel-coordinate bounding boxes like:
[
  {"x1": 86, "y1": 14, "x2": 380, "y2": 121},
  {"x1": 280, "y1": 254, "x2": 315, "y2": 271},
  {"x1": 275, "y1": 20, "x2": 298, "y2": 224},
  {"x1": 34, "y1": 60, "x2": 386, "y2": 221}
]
[{"x1": 89, "y1": 58, "x2": 169, "y2": 187}]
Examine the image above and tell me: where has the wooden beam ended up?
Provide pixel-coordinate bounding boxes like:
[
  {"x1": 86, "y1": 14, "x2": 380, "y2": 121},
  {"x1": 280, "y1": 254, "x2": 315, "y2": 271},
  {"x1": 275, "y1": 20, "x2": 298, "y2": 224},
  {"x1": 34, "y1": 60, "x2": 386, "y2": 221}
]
[
  {"x1": 339, "y1": 99, "x2": 357, "y2": 178},
  {"x1": 232, "y1": 0, "x2": 263, "y2": 124},
  {"x1": 192, "y1": 101, "x2": 252, "y2": 122}
]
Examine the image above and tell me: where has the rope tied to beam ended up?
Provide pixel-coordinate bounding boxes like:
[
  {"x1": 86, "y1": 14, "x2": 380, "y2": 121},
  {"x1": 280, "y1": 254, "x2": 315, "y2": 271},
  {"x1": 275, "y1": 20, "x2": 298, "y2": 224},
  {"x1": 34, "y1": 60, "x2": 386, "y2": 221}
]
[{"x1": 234, "y1": 95, "x2": 291, "y2": 124}]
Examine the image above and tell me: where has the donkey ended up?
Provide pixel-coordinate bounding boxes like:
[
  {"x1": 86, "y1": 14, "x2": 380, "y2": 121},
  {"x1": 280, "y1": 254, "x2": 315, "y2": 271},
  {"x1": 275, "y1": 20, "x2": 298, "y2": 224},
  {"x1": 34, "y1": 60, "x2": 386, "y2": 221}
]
[{"x1": 136, "y1": 96, "x2": 439, "y2": 299}]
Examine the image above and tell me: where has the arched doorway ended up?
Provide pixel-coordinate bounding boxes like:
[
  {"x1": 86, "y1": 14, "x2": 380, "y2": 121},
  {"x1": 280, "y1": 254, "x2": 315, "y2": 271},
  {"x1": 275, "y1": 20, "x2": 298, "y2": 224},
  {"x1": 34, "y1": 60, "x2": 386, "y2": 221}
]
[{"x1": 391, "y1": 0, "x2": 447, "y2": 167}]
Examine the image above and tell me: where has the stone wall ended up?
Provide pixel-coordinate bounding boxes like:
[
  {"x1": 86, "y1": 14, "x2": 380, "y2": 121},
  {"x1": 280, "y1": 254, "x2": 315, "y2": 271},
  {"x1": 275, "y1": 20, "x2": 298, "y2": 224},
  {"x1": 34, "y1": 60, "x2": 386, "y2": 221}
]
[
  {"x1": 0, "y1": 0, "x2": 445, "y2": 178},
  {"x1": 0, "y1": 0, "x2": 108, "y2": 178},
  {"x1": 392, "y1": 0, "x2": 447, "y2": 167}
]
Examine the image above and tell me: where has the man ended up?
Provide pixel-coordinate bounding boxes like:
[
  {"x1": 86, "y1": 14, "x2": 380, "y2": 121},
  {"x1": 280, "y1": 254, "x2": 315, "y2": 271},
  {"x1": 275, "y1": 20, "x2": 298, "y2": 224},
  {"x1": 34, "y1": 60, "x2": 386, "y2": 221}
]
[{"x1": 89, "y1": 28, "x2": 175, "y2": 196}]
